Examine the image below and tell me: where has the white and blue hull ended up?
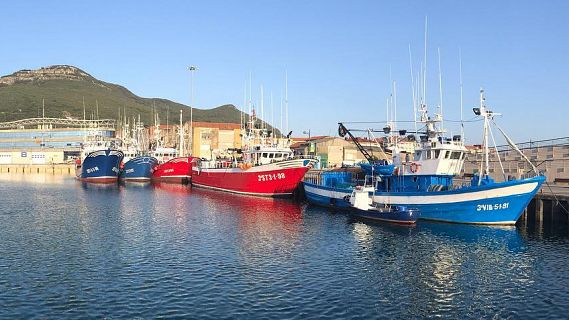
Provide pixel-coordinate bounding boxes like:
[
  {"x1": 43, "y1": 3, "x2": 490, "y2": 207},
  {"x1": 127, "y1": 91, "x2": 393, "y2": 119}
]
[
  {"x1": 372, "y1": 176, "x2": 545, "y2": 225},
  {"x1": 120, "y1": 156, "x2": 158, "y2": 182},
  {"x1": 77, "y1": 149, "x2": 124, "y2": 183},
  {"x1": 303, "y1": 182, "x2": 353, "y2": 208}
]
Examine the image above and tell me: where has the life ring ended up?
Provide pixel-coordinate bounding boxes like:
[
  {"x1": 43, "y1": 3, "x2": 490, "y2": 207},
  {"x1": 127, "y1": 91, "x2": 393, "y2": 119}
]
[{"x1": 410, "y1": 162, "x2": 419, "y2": 173}]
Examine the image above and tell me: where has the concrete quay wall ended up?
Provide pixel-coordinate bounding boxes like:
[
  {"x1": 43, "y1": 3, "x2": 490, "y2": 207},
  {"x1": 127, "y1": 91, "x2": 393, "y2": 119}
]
[{"x1": 0, "y1": 164, "x2": 75, "y2": 175}]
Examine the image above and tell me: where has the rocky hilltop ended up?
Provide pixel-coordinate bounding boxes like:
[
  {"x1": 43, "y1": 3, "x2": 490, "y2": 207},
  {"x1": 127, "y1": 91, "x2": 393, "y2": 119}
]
[
  {"x1": 0, "y1": 65, "x2": 245, "y2": 126},
  {"x1": 0, "y1": 65, "x2": 96, "y2": 86}
]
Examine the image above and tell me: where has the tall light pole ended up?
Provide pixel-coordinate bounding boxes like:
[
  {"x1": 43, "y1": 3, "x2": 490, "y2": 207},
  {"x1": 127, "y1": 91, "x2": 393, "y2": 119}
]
[{"x1": 188, "y1": 65, "x2": 198, "y2": 156}]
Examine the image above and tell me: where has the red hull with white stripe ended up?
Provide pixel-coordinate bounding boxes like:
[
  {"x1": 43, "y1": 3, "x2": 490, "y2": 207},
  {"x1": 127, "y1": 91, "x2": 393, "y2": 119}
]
[
  {"x1": 152, "y1": 157, "x2": 192, "y2": 184},
  {"x1": 191, "y1": 158, "x2": 315, "y2": 197}
]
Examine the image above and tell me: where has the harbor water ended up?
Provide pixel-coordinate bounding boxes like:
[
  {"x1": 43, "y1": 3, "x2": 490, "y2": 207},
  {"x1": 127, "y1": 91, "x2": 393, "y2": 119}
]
[{"x1": 1, "y1": 174, "x2": 569, "y2": 319}]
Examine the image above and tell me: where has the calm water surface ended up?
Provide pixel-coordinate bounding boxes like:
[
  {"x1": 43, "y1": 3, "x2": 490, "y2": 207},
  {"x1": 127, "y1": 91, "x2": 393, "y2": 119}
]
[{"x1": 1, "y1": 174, "x2": 568, "y2": 319}]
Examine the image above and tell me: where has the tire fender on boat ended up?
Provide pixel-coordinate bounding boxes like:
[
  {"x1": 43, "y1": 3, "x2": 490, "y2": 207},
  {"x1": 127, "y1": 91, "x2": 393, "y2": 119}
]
[{"x1": 410, "y1": 162, "x2": 420, "y2": 173}]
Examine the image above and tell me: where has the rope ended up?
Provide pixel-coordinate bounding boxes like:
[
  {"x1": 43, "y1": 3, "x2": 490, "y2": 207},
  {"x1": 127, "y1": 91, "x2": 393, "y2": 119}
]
[{"x1": 544, "y1": 180, "x2": 569, "y2": 215}]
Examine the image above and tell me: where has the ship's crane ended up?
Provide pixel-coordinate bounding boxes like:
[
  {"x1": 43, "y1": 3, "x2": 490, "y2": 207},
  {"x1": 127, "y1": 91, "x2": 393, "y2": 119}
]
[{"x1": 338, "y1": 122, "x2": 383, "y2": 163}]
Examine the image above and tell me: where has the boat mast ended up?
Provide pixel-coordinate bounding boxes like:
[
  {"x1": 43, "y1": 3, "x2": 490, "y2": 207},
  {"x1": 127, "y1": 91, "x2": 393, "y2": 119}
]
[
  {"x1": 179, "y1": 109, "x2": 184, "y2": 157},
  {"x1": 285, "y1": 71, "x2": 289, "y2": 137},
  {"x1": 423, "y1": 16, "x2": 428, "y2": 110},
  {"x1": 459, "y1": 48, "x2": 465, "y2": 141},
  {"x1": 479, "y1": 89, "x2": 489, "y2": 185},
  {"x1": 409, "y1": 45, "x2": 417, "y2": 134},
  {"x1": 188, "y1": 65, "x2": 198, "y2": 156},
  {"x1": 438, "y1": 47, "x2": 444, "y2": 131}
]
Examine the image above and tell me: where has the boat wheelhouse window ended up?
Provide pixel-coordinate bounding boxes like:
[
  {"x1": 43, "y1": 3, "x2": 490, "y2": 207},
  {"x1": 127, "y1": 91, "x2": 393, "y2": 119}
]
[
  {"x1": 435, "y1": 150, "x2": 441, "y2": 158},
  {"x1": 444, "y1": 151, "x2": 450, "y2": 159},
  {"x1": 269, "y1": 153, "x2": 274, "y2": 158},
  {"x1": 262, "y1": 152, "x2": 268, "y2": 158},
  {"x1": 450, "y1": 151, "x2": 462, "y2": 160},
  {"x1": 414, "y1": 151, "x2": 421, "y2": 161},
  {"x1": 426, "y1": 151, "x2": 432, "y2": 160}
]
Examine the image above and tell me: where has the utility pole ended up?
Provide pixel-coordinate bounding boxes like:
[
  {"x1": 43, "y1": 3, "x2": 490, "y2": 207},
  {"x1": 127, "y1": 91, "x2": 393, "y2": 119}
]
[{"x1": 188, "y1": 65, "x2": 198, "y2": 156}]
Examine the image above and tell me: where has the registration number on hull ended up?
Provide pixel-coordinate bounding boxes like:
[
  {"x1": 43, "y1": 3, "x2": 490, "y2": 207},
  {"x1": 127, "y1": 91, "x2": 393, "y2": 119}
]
[
  {"x1": 477, "y1": 202, "x2": 510, "y2": 211},
  {"x1": 258, "y1": 173, "x2": 286, "y2": 182}
]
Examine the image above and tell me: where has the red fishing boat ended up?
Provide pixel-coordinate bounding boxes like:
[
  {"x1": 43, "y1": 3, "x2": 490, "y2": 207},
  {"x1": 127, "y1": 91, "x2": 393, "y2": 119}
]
[
  {"x1": 190, "y1": 108, "x2": 317, "y2": 196},
  {"x1": 151, "y1": 110, "x2": 192, "y2": 184},
  {"x1": 191, "y1": 147, "x2": 315, "y2": 196},
  {"x1": 152, "y1": 156, "x2": 192, "y2": 184}
]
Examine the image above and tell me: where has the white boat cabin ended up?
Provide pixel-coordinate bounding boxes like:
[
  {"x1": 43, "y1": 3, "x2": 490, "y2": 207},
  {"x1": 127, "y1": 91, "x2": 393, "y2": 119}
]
[{"x1": 243, "y1": 145, "x2": 294, "y2": 166}]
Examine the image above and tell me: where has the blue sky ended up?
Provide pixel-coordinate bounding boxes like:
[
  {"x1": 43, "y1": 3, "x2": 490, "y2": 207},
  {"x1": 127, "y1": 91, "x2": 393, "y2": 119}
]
[{"x1": 1, "y1": 0, "x2": 568, "y2": 143}]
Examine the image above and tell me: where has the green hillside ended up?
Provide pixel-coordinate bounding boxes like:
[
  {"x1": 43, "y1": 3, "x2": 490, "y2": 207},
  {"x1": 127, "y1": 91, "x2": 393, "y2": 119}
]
[{"x1": 0, "y1": 65, "x2": 244, "y2": 126}]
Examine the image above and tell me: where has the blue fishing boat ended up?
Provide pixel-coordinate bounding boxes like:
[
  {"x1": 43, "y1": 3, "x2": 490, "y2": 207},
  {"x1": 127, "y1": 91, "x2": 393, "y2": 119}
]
[
  {"x1": 76, "y1": 149, "x2": 124, "y2": 183},
  {"x1": 303, "y1": 170, "x2": 358, "y2": 208},
  {"x1": 120, "y1": 156, "x2": 159, "y2": 182},
  {"x1": 306, "y1": 90, "x2": 545, "y2": 225},
  {"x1": 366, "y1": 90, "x2": 544, "y2": 225},
  {"x1": 349, "y1": 185, "x2": 419, "y2": 224}
]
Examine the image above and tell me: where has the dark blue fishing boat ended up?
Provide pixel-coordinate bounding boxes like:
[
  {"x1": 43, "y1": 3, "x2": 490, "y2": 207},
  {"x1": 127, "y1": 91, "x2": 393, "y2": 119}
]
[
  {"x1": 120, "y1": 156, "x2": 159, "y2": 182},
  {"x1": 76, "y1": 149, "x2": 124, "y2": 183},
  {"x1": 349, "y1": 185, "x2": 419, "y2": 224}
]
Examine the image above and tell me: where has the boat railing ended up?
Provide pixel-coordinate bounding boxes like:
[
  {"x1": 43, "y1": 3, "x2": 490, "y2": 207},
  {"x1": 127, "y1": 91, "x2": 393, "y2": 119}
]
[{"x1": 292, "y1": 155, "x2": 317, "y2": 160}]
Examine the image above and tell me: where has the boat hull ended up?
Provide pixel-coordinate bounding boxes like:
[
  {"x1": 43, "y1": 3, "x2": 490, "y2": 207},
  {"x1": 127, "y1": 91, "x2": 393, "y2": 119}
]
[
  {"x1": 303, "y1": 182, "x2": 353, "y2": 208},
  {"x1": 191, "y1": 159, "x2": 315, "y2": 197},
  {"x1": 76, "y1": 149, "x2": 124, "y2": 183},
  {"x1": 152, "y1": 157, "x2": 192, "y2": 184},
  {"x1": 350, "y1": 206, "x2": 419, "y2": 225},
  {"x1": 372, "y1": 176, "x2": 545, "y2": 225},
  {"x1": 121, "y1": 156, "x2": 159, "y2": 182}
]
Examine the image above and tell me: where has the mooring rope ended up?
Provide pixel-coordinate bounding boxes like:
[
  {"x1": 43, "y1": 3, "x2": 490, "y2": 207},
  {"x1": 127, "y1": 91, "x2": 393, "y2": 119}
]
[{"x1": 544, "y1": 180, "x2": 569, "y2": 215}]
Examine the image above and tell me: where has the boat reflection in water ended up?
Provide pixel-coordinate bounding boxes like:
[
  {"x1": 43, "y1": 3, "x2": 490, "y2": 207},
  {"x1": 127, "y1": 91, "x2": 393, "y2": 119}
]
[{"x1": 344, "y1": 216, "x2": 532, "y2": 318}]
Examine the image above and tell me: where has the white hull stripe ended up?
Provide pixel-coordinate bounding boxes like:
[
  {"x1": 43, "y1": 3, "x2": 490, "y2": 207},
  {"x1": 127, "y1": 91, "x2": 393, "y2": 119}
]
[
  {"x1": 373, "y1": 182, "x2": 538, "y2": 205},
  {"x1": 78, "y1": 176, "x2": 117, "y2": 180},
  {"x1": 192, "y1": 182, "x2": 291, "y2": 197},
  {"x1": 304, "y1": 184, "x2": 351, "y2": 198}
]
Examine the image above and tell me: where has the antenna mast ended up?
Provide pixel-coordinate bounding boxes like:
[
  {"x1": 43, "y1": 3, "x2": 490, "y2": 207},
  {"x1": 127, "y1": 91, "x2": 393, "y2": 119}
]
[
  {"x1": 423, "y1": 16, "x2": 428, "y2": 109},
  {"x1": 285, "y1": 71, "x2": 289, "y2": 136},
  {"x1": 179, "y1": 109, "x2": 184, "y2": 157},
  {"x1": 459, "y1": 48, "x2": 465, "y2": 140},
  {"x1": 438, "y1": 47, "x2": 444, "y2": 130},
  {"x1": 409, "y1": 45, "x2": 417, "y2": 133}
]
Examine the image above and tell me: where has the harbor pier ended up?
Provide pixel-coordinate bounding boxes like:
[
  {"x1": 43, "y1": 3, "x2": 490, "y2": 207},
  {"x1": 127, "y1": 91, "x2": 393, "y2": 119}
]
[{"x1": 0, "y1": 164, "x2": 75, "y2": 175}]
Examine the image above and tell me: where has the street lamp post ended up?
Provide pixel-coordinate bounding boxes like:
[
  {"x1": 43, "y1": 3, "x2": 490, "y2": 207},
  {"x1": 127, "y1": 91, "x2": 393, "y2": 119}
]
[{"x1": 188, "y1": 65, "x2": 198, "y2": 156}]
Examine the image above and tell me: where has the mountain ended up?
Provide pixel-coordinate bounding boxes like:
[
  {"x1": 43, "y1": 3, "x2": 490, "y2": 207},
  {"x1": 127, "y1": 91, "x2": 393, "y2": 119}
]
[{"x1": 0, "y1": 65, "x2": 243, "y2": 126}]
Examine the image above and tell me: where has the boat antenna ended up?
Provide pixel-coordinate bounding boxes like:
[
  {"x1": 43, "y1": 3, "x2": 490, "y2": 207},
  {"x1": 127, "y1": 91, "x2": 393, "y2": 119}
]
[
  {"x1": 393, "y1": 80, "x2": 397, "y2": 139},
  {"x1": 242, "y1": 80, "x2": 246, "y2": 135},
  {"x1": 438, "y1": 47, "x2": 444, "y2": 130},
  {"x1": 280, "y1": 91, "x2": 283, "y2": 140},
  {"x1": 270, "y1": 91, "x2": 274, "y2": 143},
  {"x1": 188, "y1": 65, "x2": 198, "y2": 156},
  {"x1": 285, "y1": 70, "x2": 289, "y2": 137},
  {"x1": 249, "y1": 71, "x2": 252, "y2": 126},
  {"x1": 459, "y1": 47, "x2": 465, "y2": 141},
  {"x1": 82, "y1": 96, "x2": 86, "y2": 122},
  {"x1": 423, "y1": 16, "x2": 428, "y2": 109},
  {"x1": 260, "y1": 84, "x2": 264, "y2": 131},
  {"x1": 478, "y1": 88, "x2": 489, "y2": 185},
  {"x1": 179, "y1": 109, "x2": 184, "y2": 157},
  {"x1": 409, "y1": 44, "x2": 417, "y2": 133}
]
